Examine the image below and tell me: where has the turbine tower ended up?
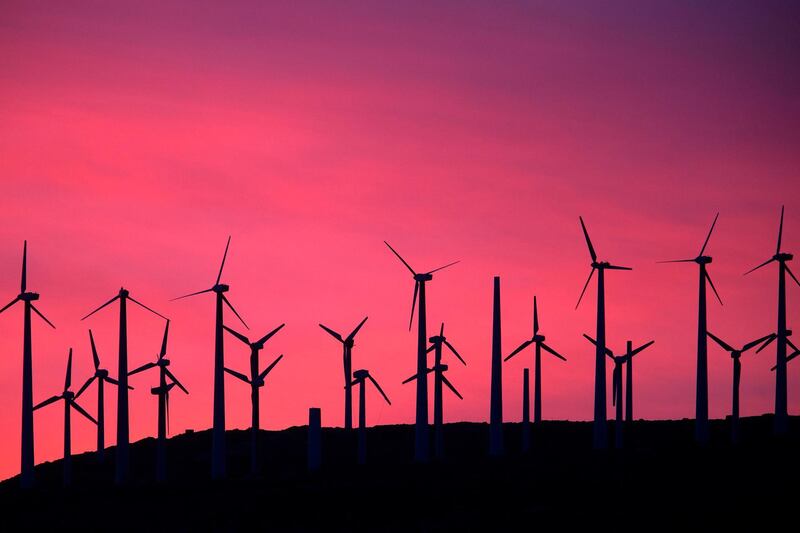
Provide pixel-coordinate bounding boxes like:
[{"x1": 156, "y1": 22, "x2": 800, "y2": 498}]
[
  {"x1": 0, "y1": 241, "x2": 56, "y2": 488},
  {"x1": 744, "y1": 206, "x2": 800, "y2": 435},
  {"x1": 33, "y1": 348, "x2": 97, "y2": 486},
  {"x1": 658, "y1": 212, "x2": 722, "y2": 444},
  {"x1": 128, "y1": 320, "x2": 189, "y2": 482},
  {"x1": 224, "y1": 323, "x2": 285, "y2": 475},
  {"x1": 402, "y1": 323, "x2": 465, "y2": 459},
  {"x1": 384, "y1": 241, "x2": 458, "y2": 462},
  {"x1": 173, "y1": 236, "x2": 249, "y2": 479},
  {"x1": 584, "y1": 335, "x2": 654, "y2": 449},
  {"x1": 707, "y1": 331, "x2": 773, "y2": 444},
  {"x1": 505, "y1": 296, "x2": 566, "y2": 425},
  {"x1": 82, "y1": 286, "x2": 166, "y2": 484},
  {"x1": 576, "y1": 217, "x2": 632, "y2": 449},
  {"x1": 74, "y1": 329, "x2": 132, "y2": 461},
  {"x1": 319, "y1": 317, "x2": 368, "y2": 430},
  {"x1": 352, "y1": 369, "x2": 391, "y2": 465}
]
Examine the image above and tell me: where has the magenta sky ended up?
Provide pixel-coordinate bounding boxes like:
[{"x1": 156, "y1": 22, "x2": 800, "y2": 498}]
[{"x1": 1, "y1": 1, "x2": 799, "y2": 480}]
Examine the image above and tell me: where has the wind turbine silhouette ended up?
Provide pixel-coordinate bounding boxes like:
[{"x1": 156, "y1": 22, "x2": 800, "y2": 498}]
[
  {"x1": 384, "y1": 241, "x2": 458, "y2": 462},
  {"x1": 223, "y1": 323, "x2": 285, "y2": 476},
  {"x1": 402, "y1": 323, "x2": 465, "y2": 459},
  {"x1": 658, "y1": 213, "x2": 722, "y2": 444},
  {"x1": 82, "y1": 286, "x2": 166, "y2": 484},
  {"x1": 0, "y1": 241, "x2": 55, "y2": 488},
  {"x1": 351, "y1": 369, "x2": 391, "y2": 465},
  {"x1": 319, "y1": 317, "x2": 368, "y2": 430},
  {"x1": 128, "y1": 320, "x2": 189, "y2": 482},
  {"x1": 173, "y1": 236, "x2": 249, "y2": 480},
  {"x1": 505, "y1": 297, "x2": 566, "y2": 426},
  {"x1": 707, "y1": 331, "x2": 773, "y2": 444},
  {"x1": 584, "y1": 335, "x2": 654, "y2": 449},
  {"x1": 576, "y1": 217, "x2": 632, "y2": 449},
  {"x1": 744, "y1": 206, "x2": 800, "y2": 435},
  {"x1": 74, "y1": 330, "x2": 132, "y2": 461},
  {"x1": 33, "y1": 348, "x2": 97, "y2": 486}
]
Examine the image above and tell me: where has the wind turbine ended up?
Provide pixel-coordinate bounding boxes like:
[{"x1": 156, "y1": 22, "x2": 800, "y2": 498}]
[
  {"x1": 707, "y1": 331, "x2": 774, "y2": 444},
  {"x1": 658, "y1": 212, "x2": 722, "y2": 444},
  {"x1": 173, "y1": 236, "x2": 249, "y2": 480},
  {"x1": 223, "y1": 323, "x2": 285, "y2": 476},
  {"x1": 584, "y1": 335, "x2": 654, "y2": 449},
  {"x1": 82, "y1": 286, "x2": 166, "y2": 484},
  {"x1": 384, "y1": 241, "x2": 458, "y2": 462},
  {"x1": 319, "y1": 316, "x2": 368, "y2": 430},
  {"x1": 0, "y1": 241, "x2": 55, "y2": 488},
  {"x1": 33, "y1": 348, "x2": 97, "y2": 486},
  {"x1": 505, "y1": 296, "x2": 566, "y2": 425},
  {"x1": 128, "y1": 320, "x2": 189, "y2": 482},
  {"x1": 575, "y1": 217, "x2": 632, "y2": 449},
  {"x1": 744, "y1": 206, "x2": 800, "y2": 435},
  {"x1": 74, "y1": 329, "x2": 132, "y2": 461},
  {"x1": 351, "y1": 369, "x2": 391, "y2": 465},
  {"x1": 402, "y1": 323, "x2": 465, "y2": 459}
]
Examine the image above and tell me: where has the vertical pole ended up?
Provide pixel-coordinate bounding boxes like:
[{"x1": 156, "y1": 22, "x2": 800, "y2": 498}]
[
  {"x1": 116, "y1": 296, "x2": 129, "y2": 484},
  {"x1": 156, "y1": 371, "x2": 167, "y2": 482},
  {"x1": 212, "y1": 292, "x2": 226, "y2": 479},
  {"x1": 593, "y1": 269, "x2": 607, "y2": 449},
  {"x1": 490, "y1": 276, "x2": 504, "y2": 456},
  {"x1": 97, "y1": 379, "x2": 105, "y2": 460},
  {"x1": 775, "y1": 262, "x2": 788, "y2": 434},
  {"x1": 358, "y1": 381, "x2": 366, "y2": 465},
  {"x1": 63, "y1": 402, "x2": 71, "y2": 487},
  {"x1": 344, "y1": 346, "x2": 353, "y2": 430},
  {"x1": 522, "y1": 368, "x2": 531, "y2": 452},
  {"x1": 434, "y1": 344, "x2": 444, "y2": 459},
  {"x1": 696, "y1": 265, "x2": 709, "y2": 444},
  {"x1": 251, "y1": 348, "x2": 259, "y2": 476},
  {"x1": 20, "y1": 303, "x2": 34, "y2": 488},
  {"x1": 625, "y1": 353, "x2": 633, "y2": 423},
  {"x1": 308, "y1": 408, "x2": 321, "y2": 471},
  {"x1": 732, "y1": 357, "x2": 741, "y2": 445},
  {"x1": 415, "y1": 282, "x2": 429, "y2": 462},
  {"x1": 534, "y1": 344, "x2": 542, "y2": 424}
]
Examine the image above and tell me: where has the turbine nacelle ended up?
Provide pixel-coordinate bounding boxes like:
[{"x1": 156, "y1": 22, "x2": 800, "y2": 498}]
[
  {"x1": 118, "y1": 287, "x2": 129, "y2": 298},
  {"x1": 63, "y1": 391, "x2": 75, "y2": 401},
  {"x1": 254, "y1": 377, "x2": 266, "y2": 387},
  {"x1": 96, "y1": 369, "x2": 109, "y2": 379},
  {"x1": 212, "y1": 283, "x2": 230, "y2": 293},
  {"x1": 157, "y1": 358, "x2": 171, "y2": 367},
  {"x1": 353, "y1": 369, "x2": 370, "y2": 381},
  {"x1": 776, "y1": 252, "x2": 793, "y2": 262},
  {"x1": 696, "y1": 256, "x2": 712, "y2": 265},
  {"x1": 19, "y1": 292, "x2": 40, "y2": 302},
  {"x1": 435, "y1": 363, "x2": 449, "y2": 372},
  {"x1": 428, "y1": 335, "x2": 445, "y2": 344},
  {"x1": 414, "y1": 273, "x2": 433, "y2": 282},
  {"x1": 533, "y1": 334, "x2": 546, "y2": 343}
]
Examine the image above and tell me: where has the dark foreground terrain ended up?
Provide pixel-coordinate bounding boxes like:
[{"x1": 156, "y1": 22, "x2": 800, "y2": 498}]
[{"x1": 2, "y1": 416, "x2": 798, "y2": 531}]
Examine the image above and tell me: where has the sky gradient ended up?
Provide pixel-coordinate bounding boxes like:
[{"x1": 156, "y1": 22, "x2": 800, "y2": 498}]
[{"x1": 1, "y1": 1, "x2": 799, "y2": 480}]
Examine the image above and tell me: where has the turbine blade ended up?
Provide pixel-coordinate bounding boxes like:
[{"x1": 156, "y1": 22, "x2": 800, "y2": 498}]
[
  {"x1": 401, "y1": 373, "x2": 419, "y2": 385},
  {"x1": 128, "y1": 296, "x2": 168, "y2": 320},
  {"x1": 744, "y1": 258, "x2": 775, "y2": 276},
  {"x1": 0, "y1": 296, "x2": 20, "y2": 315},
  {"x1": 258, "y1": 354, "x2": 284, "y2": 381},
  {"x1": 65, "y1": 348, "x2": 72, "y2": 390},
  {"x1": 222, "y1": 367, "x2": 250, "y2": 383},
  {"x1": 579, "y1": 216, "x2": 597, "y2": 262},
  {"x1": 256, "y1": 323, "x2": 285, "y2": 346},
  {"x1": 221, "y1": 294, "x2": 249, "y2": 329},
  {"x1": 656, "y1": 259, "x2": 696, "y2": 264},
  {"x1": 319, "y1": 323, "x2": 343, "y2": 343},
  {"x1": 21, "y1": 240, "x2": 27, "y2": 293},
  {"x1": 30, "y1": 304, "x2": 56, "y2": 329},
  {"x1": 705, "y1": 271, "x2": 723, "y2": 305},
  {"x1": 698, "y1": 212, "x2": 719, "y2": 257},
  {"x1": 605, "y1": 264, "x2": 632, "y2": 271},
  {"x1": 441, "y1": 374, "x2": 463, "y2": 400},
  {"x1": 777, "y1": 205, "x2": 784, "y2": 254},
  {"x1": 128, "y1": 362, "x2": 157, "y2": 376},
  {"x1": 787, "y1": 338, "x2": 800, "y2": 354},
  {"x1": 103, "y1": 375, "x2": 124, "y2": 387},
  {"x1": 384, "y1": 241, "x2": 416, "y2": 275},
  {"x1": 439, "y1": 322, "x2": 444, "y2": 337},
  {"x1": 224, "y1": 325, "x2": 251, "y2": 345},
  {"x1": 741, "y1": 334, "x2": 775, "y2": 353},
  {"x1": 70, "y1": 400, "x2": 97, "y2": 424},
  {"x1": 575, "y1": 268, "x2": 595, "y2": 309},
  {"x1": 346, "y1": 316, "x2": 368, "y2": 343},
  {"x1": 88, "y1": 330, "x2": 100, "y2": 369},
  {"x1": 755, "y1": 334, "x2": 777, "y2": 353},
  {"x1": 582, "y1": 334, "x2": 613, "y2": 357},
  {"x1": 427, "y1": 260, "x2": 460, "y2": 275},
  {"x1": 540, "y1": 342, "x2": 567, "y2": 361},
  {"x1": 75, "y1": 376, "x2": 96, "y2": 399},
  {"x1": 409, "y1": 281, "x2": 419, "y2": 331},
  {"x1": 33, "y1": 395, "x2": 61, "y2": 410},
  {"x1": 159, "y1": 320, "x2": 170, "y2": 358},
  {"x1": 786, "y1": 265, "x2": 800, "y2": 288},
  {"x1": 367, "y1": 375, "x2": 391, "y2": 405},
  {"x1": 706, "y1": 331, "x2": 733, "y2": 352},
  {"x1": 81, "y1": 294, "x2": 120, "y2": 320},
  {"x1": 216, "y1": 236, "x2": 231, "y2": 285},
  {"x1": 628, "y1": 340, "x2": 655, "y2": 358},
  {"x1": 504, "y1": 340, "x2": 533, "y2": 362},
  {"x1": 165, "y1": 368, "x2": 189, "y2": 394},
  {"x1": 171, "y1": 287, "x2": 213, "y2": 301},
  {"x1": 533, "y1": 296, "x2": 539, "y2": 335},
  {"x1": 443, "y1": 339, "x2": 466, "y2": 366}
]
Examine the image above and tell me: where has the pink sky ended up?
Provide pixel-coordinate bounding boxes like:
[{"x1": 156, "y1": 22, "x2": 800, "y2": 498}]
[{"x1": 1, "y1": 1, "x2": 799, "y2": 480}]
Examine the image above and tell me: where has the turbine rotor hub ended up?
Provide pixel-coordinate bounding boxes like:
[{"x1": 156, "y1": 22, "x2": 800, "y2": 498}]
[
  {"x1": 119, "y1": 288, "x2": 129, "y2": 298},
  {"x1": 63, "y1": 391, "x2": 74, "y2": 400},
  {"x1": 776, "y1": 252, "x2": 793, "y2": 261},
  {"x1": 353, "y1": 369, "x2": 369, "y2": 380},
  {"x1": 97, "y1": 369, "x2": 109, "y2": 378},
  {"x1": 213, "y1": 284, "x2": 230, "y2": 293},
  {"x1": 428, "y1": 335, "x2": 445, "y2": 344},
  {"x1": 533, "y1": 334, "x2": 545, "y2": 343},
  {"x1": 696, "y1": 256, "x2": 712, "y2": 264},
  {"x1": 414, "y1": 273, "x2": 433, "y2": 282},
  {"x1": 19, "y1": 292, "x2": 39, "y2": 302}
]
